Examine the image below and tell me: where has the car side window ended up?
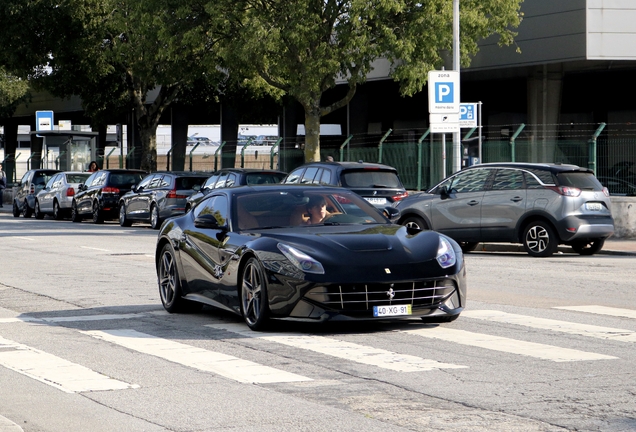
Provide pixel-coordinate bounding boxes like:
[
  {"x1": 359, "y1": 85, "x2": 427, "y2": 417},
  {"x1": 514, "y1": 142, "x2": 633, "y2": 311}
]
[
  {"x1": 319, "y1": 169, "x2": 332, "y2": 185},
  {"x1": 226, "y1": 173, "x2": 237, "y2": 187},
  {"x1": 159, "y1": 175, "x2": 171, "y2": 188},
  {"x1": 194, "y1": 195, "x2": 229, "y2": 227},
  {"x1": 148, "y1": 175, "x2": 163, "y2": 189},
  {"x1": 46, "y1": 174, "x2": 59, "y2": 189},
  {"x1": 94, "y1": 172, "x2": 107, "y2": 186},
  {"x1": 301, "y1": 167, "x2": 319, "y2": 184},
  {"x1": 524, "y1": 172, "x2": 543, "y2": 189},
  {"x1": 491, "y1": 169, "x2": 524, "y2": 190},
  {"x1": 449, "y1": 169, "x2": 491, "y2": 193},
  {"x1": 83, "y1": 172, "x2": 97, "y2": 187},
  {"x1": 285, "y1": 168, "x2": 304, "y2": 184},
  {"x1": 136, "y1": 174, "x2": 154, "y2": 189},
  {"x1": 203, "y1": 174, "x2": 219, "y2": 190},
  {"x1": 216, "y1": 173, "x2": 229, "y2": 188}
]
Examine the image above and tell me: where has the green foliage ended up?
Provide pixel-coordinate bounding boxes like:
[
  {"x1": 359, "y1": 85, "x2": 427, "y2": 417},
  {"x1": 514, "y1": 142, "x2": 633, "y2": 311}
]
[{"x1": 0, "y1": 68, "x2": 29, "y2": 119}]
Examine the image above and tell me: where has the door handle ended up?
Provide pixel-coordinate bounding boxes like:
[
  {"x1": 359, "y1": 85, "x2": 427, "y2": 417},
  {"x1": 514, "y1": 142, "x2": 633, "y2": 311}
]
[
  {"x1": 511, "y1": 197, "x2": 523, "y2": 202},
  {"x1": 467, "y1": 200, "x2": 479, "y2": 206}
]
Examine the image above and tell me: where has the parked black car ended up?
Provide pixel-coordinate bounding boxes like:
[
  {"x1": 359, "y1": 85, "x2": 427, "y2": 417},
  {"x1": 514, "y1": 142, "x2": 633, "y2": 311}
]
[
  {"x1": 119, "y1": 171, "x2": 208, "y2": 229},
  {"x1": 282, "y1": 161, "x2": 408, "y2": 208},
  {"x1": 13, "y1": 169, "x2": 61, "y2": 218},
  {"x1": 185, "y1": 168, "x2": 286, "y2": 212},
  {"x1": 71, "y1": 169, "x2": 146, "y2": 223},
  {"x1": 156, "y1": 184, "x2": 465, "y2": 330}
]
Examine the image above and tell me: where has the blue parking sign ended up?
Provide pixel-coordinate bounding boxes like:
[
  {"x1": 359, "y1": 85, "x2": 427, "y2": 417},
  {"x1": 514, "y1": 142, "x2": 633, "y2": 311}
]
[
  {"x1": 435, "y1": 82, "x2": 454, "y2": 103},
  {"x1": 428, "y1": 71, "x2": 459, "y2": 113},
  {"x1": 459, "y1": 103, "x2": 478, "y2": 127}
]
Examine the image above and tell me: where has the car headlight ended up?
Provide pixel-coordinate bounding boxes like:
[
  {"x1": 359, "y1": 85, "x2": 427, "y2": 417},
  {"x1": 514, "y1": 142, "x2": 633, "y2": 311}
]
[
  {"x1": 277, "y1": 243, "x2": 325, "y2": 274},
  {"x1": 436, "y1": 237, "x2": 456, "y2": 268}
]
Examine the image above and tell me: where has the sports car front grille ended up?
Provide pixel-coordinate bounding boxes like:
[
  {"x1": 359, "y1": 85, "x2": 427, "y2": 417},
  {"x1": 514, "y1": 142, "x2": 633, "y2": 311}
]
[{"x1": 304, "y1": 279, "x2": 456, "y2": 312}]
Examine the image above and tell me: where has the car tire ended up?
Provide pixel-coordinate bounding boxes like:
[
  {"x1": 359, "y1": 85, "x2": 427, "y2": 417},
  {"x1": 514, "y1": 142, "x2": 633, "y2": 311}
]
[
  {"x1": 158, "y1": 243, "x2": 188, "y2": 313},
  {"x1": 240, "y1": 257, "x2": 270, "y2": 331},
  {"x1": 34, "y1": 200, "x2": 44, "y2": 219},
  {"x1": 12, "y1": 201, "x2": 21, "y2": 218},
  {"x1": 459, "y1": 242, "x2": 479, "y2": 253},
  {"x1": 119, "y1": 203, "x2": 132, "y2": 227},
  {"x1": 22, "y1": 200, "x2": 32, "y2": 218},
  {"x1": 571, "y1": 239, "x2": 605, "y2": 256},
  {"x1": 522, "y1": 221, "x2": 558, "y2": 257},
  {"x1": 71, "y1": 201, "x2": 82, "y2": 223},
  {"x1": 150, "y1": 204, "x2": 162, "y2": 230},
  {"x1": 92, "y1": 201, "x2": 104, "y2": 224},
  {"x1": 402, "y1": 215, "x2": 428, "y2": 231},
  {"x1": 53, "y1": 200, "x2": 62, "y2": 220}
]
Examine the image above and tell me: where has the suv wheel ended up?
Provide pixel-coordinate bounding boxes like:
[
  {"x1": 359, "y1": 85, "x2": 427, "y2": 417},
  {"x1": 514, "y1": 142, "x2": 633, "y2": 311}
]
[
  {"x1": 22, "y1": 200, "x2": 32, "y2": 218},
  {"x1": 12, "y1": 201, "x2": 20, "y2": 218},
  {"x1": 71, "y1": 201, "x2": 82, "y2": 223},
  {"x1": 150, "y1": 204, "x2": 162, "y2": 230},
  {"x1": 523, "y1": 221, "x2": 558, "y2": 257},
  {"x1": 119, "y1": 203, "x2": 132, "y2": 227},
  {"x1": 92, "y1": 201, "x2": 104, "y2": 224},
  {"x1": 571, "y1": 239, "x2": 605, "y2": 256},
  {"x1": 34, "y1": 200, "x2": 44, "y2": 219},
  {"x1": 402, "y1": 216, "x2": 428, "y2": 231}
]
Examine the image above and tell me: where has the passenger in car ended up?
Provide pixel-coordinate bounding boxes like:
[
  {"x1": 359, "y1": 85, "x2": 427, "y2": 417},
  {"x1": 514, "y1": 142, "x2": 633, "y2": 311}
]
[{"x1": 291, "y1": 195, "x2": 340, "y2": 225}]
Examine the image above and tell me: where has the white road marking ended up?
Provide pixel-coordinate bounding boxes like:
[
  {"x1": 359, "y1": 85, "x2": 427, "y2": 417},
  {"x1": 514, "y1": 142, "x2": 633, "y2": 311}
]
[
  {"x1": 399, "y1": 327, "x2": 617, "y2": 362},
  {"x1": 0, "y1": 313, "x2": 149, "y2": 324},
  {"x1": 463, "y1": 310, "x2": 636, "y2": 343},
  {"x1": 554, "y1": 305, "x2": 636, "y2": 320},
  {"x1": 14, "y1": 237, "x2": 34, "y2": 241},
  {"x1": 0, "y1": 336, "x2": 138, "y2": 393},
  {"x1": 80, "y1": 246, "x2": 110, "y2": 252},
  {"x1": 208, "y1": 323, "x2": 466, "y2": 372},
  {"x1": 82, "y1": 329, "x2": 312, "y2": 384}
]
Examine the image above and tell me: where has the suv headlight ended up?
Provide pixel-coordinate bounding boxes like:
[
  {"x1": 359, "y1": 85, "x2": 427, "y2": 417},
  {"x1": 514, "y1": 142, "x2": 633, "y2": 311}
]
[
  {"x1": 436, "y1": 237, "x2": 456, "y2": 268},
  {"x1": 277, "y1": 243, "x2": 325, "y2": 274}
]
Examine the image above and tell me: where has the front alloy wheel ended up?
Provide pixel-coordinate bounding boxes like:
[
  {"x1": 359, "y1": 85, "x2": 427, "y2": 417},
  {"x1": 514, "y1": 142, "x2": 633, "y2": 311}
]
[
  {"x1": 240, "y1": 257, "x2": 270, "y2": 331},
  {"x1": 403, "y1": 216, "x2": 428, "y2": 231},
  {"x1": 22, "y1": 200, "x2": 32, "y2": 218},
  {"x1": 150, "y1": 204, "x2": 161, "y2": 230},
  {"x1": 92, "y1": 201, "x2": 104, "y2": 224},
  {"x1": 523, "y1": 221, "x2": 558, "y2": 257},
  {"x1": 34, "y1": 201, "x2": 44, "y2": 219},
  {"x1": 158, "y1": 244, "x2": 185, "y2": 312},
  {"x1": 53, "y1": 201, "x2": 62, "y2": 220},
  {"x1": 71, "y1": 201, "x2": 82, "y2": 222},
  {"x1": 119, "y1": 203, "x2": 132, "y2": 227}
]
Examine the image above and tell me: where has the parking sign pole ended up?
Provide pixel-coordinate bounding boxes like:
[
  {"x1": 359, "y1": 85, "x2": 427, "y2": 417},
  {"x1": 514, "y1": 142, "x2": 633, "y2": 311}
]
[{"x1": 452, "y1": 0, "x2": 461, "y2": 173}]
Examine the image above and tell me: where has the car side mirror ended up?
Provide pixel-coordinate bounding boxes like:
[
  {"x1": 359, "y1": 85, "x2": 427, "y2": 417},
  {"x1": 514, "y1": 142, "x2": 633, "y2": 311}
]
[
  {"x1": 382, "y1": 206, "x2": 400, "y2": 222},
  {"x1": 438, "y1": 185, "x2": 449, "y2": 196},
  {"x1": 78, "y1": 184, "x2": 86, "y2": 191},
  {"x1": 194, "y1": 214, "x2": 227, "y2": 230}
]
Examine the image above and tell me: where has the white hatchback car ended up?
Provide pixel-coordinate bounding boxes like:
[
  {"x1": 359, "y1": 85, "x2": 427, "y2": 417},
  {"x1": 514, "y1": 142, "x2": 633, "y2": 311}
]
[{"x1": 34, "y1": 171, "x2": 91, "y2": 220}]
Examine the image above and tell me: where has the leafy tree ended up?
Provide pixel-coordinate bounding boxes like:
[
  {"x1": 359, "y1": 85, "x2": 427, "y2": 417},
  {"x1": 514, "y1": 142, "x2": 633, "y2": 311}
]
[
  {"x1": 0, "y1": 68, "x2": 29, "y2": 120},
  {"x1": 220, "y1": 0, "x2": 523, "y2": 162}
]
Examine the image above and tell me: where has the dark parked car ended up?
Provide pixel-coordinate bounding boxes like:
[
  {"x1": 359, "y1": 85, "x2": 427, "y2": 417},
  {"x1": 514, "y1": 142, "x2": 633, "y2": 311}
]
[
  {"x1": 13, "y1": 169, "x2": 61, "y2": 218},
  {"x1": 395, "y1": 162, "x2": 614, "y2": 257},
  {"x1": 34, "y1": 171, "x2": 91, "y2": 220},
  {"x1": 185, "y1": 168, "x2": 286, "y2": 212},
  {"x1": 119, "y1": 171, "x2": 208, "y2": 229},
  {"x1": 71, "y1": 169, "x2": 146, "y2": 223},
  {"x1": 596, "y1": 175, "x2": 636, "y2": 196},
  {"x1": 156, "y1": 184, "x2": 465, "y2": 330},
  {"x1": 282, "y1": 161, "x2": 408, "y2": 208}
]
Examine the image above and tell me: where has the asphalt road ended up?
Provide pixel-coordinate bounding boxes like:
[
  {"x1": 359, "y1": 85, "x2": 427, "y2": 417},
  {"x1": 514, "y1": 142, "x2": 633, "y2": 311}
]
[{"x1": 1, "y1": 213, "x2": 636, "y2": 432}]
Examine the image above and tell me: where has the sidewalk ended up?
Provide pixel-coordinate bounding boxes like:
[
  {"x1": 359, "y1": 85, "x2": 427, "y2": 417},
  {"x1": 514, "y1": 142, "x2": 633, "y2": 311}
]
[{"x1": 1, "y1": 205, "x2": 635, "y2": 255}]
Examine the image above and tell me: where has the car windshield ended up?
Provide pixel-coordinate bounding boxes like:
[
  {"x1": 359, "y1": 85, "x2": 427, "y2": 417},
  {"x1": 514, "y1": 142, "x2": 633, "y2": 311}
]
[
  {"x1": 556, "y1": 172, "x2": 604, "y2": 191},
  {"x1": 341, "y1": 170, "x2": 402, "y2": 188},
  {"x1": 234, "y1": 190, "x2": 388, "y2": 230},
  {"x1": 245, "y1": 173, "x2": 286, "y2": 185}
]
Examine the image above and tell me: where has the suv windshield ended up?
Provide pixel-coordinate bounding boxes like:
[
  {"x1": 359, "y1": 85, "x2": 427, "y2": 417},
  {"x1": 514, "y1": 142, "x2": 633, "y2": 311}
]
[
  {"x1": 556, "y1": 172, "x2": 604, "y2": 191},
  {"x1": 341, "y1": 170, "x2": 401, "y2": 188}
]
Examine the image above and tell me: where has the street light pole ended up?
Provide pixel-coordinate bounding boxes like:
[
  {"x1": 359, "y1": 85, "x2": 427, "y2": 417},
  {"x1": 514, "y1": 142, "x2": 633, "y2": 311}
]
[{"x1": 452, "y1": 0, "x2": 461, "y2": 173}]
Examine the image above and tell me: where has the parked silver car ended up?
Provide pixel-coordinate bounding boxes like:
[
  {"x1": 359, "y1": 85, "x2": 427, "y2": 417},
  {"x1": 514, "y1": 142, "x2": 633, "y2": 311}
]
[
  {"x1": 34, "y1": 171, "x2": 91, "y2": 220},
  {"x1": 12, "y1": 169, "x2": 61, "y2": 218},
  {"x1": 396, "y1": 162, "x2": 615, "y2": 257}
]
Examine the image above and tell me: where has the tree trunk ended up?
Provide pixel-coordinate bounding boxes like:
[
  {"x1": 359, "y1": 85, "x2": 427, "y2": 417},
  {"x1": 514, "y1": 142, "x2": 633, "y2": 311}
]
[
  {"x1": 303, "y1": 105, "x2": 321, "y2": 162},
  {"x1": 139, "y1": 125, "x2": 158, "y2": 172}
]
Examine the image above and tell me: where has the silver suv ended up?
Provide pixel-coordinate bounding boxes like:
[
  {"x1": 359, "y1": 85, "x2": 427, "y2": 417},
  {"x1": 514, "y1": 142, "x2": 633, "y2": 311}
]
[{"x1": 395, "y1": 162, "x2": 614, "y2": 257}]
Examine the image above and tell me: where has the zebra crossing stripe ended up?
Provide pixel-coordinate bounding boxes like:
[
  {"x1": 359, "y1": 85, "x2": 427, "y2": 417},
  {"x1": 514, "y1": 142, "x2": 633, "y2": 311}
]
[
  {"x1": 81, "y1": 329, "x2": 312, "y2": 384},
  {"x1": 0, "y1": 336, "x2": 138, "y2": 393},
  {"x1": 553, "y1": 305, "x2": 636, "y2": 320},
  {"x1": 208, "y1": 323, "x2": 467, "y2": 372},
  {"x1": 399, "y1": 327, "x2": 617, "y2": 362},
  {"x1": 462, "y1": 310, "x2": 636, "y2": 342}
]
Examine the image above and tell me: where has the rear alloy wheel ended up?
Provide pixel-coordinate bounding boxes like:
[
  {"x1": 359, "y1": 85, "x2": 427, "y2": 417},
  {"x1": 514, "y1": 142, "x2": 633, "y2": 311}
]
[
  {"x1": 34, "y1": 200, "x2": 44, "y2": 219},
  {"x1": 12, "y1": 201, "x2": 20, "y2": 218},
  {"x1": 523, "y1": 221, "x2": 558, "y2": 257},
  {"x1": 402, "y1": 216, "x2": 428, "y2": 231},
  {"x1": 150, "y1": 204, "x2": 162, "y2": 230},
  {"x1": 119, "y1": 203, "x2": 132, "y2": 227},
  {"x1": 571, "y1": 239, "x2": 605, "y2": 256},
  {"x1": 92, "y1": 201, "x2": 104, "y2": 224},
  {"x1": 158, "y1": 244, "x2": 187, "y2": 313},
  {"x1": 53, "y1": 201, "x2": 62, "y2": 220},
  {"x1": 71, "y1": 201, "x2": 82, "y2": 222},
  {"x1": 22, "y1": 200, "x2": 32, "y2": 218},
  {"x1": 240, "y1": 257, "x2": 270, "y2": 331}
]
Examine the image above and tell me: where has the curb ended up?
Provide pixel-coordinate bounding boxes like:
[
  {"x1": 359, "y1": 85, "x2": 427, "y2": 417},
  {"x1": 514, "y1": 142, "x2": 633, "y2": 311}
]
[{"x1": 0, "y1": 416, "x2": 23, "y2": 432}]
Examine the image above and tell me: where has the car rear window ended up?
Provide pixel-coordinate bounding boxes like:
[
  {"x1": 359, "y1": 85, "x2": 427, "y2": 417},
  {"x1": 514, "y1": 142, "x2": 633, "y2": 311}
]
[
  {"x1": 556, "y1": 172, "x2": 604, "y2": 191},
  {"x1": 341, "y1": 170, "x2": 402, "y2": 188},
  {"x1": 33, "y1": 171, "x2": 59, "y2": 186},
  {"x1": 245, "y1": 173, "x2": 286, "y2": 185},
  {"x1": 66, "y1": 174, "x2": 91, "y2": 184},
  {"x1": 110, "y1": 173, "x2": 145, "y2": 187},
  {"x1": 175, "y1": 176, "x2": 208, "y2": 190}
]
